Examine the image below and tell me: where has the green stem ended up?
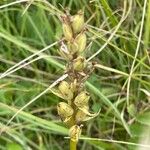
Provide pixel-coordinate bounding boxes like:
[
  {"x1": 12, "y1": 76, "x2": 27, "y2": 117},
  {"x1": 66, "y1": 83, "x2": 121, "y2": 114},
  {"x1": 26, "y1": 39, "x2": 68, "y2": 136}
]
[{"x1": 70, "y1": 139, "x2": 77, "y2": 150}]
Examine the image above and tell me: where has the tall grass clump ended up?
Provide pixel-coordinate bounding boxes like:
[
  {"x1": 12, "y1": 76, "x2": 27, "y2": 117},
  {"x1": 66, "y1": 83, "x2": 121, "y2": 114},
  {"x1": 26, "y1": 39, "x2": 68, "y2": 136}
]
[{"x1": 0, "y1": 0, "x2": 150, "y2": 150}]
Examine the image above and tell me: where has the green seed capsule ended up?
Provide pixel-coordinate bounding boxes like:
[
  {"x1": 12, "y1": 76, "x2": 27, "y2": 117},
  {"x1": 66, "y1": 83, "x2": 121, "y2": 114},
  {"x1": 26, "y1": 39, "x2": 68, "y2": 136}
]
[
  {"x1": 74, "y1": 91, "x2": 90, "y2": 107},
  {"x1": 73, "y1": 56, "x2": 85, "y2": 71},
  {"x1": 62, "y1": 22, "x2": 73, "y2": 41},
  {"x1": 58, "y1": 81, "x2": 73, "y2": 100},
  {"x1": 57, "y1": 102, "x2": 74, "y2": 120},
  {"x1": 74, "y1": 32, "x2": 86, "y2": 53},
  {"x1": 69, "y1": 125, "x2": 81, "y2": 142},
  {"x1": 72, "y1": 10, "x2": 84, "y2": 34}
]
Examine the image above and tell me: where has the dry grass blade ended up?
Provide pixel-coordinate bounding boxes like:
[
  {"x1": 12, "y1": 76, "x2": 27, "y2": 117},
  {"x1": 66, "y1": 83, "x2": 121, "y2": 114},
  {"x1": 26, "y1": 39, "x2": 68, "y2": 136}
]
[
  {"x1": 87, "y1": 0, "x2": 132, "y2": 62},
  {"x1": 126, "y1": 0, "x2": 147, "y2": 106},
  {"x1": 0, "y1": 56, "x2": 43, "y2": 79},
  {"x1": 22, "y1": 0, "x2": 34, "y2": 16},
  {"x1": 0, "y1": 41, "x2": 59, "y2": 79},
  {"x1": 95, "y1": 64, "x2": 129, "y2": 77},
  {"x1": 78, "y1": 137, "x2": 150, "y2": 149},
  {"x1": 0, "y1": 0, "x2": 28, "y2": 9},
  {"x1": 0, "y1": 73, "x2": 68, "y2": 135},
  {"x1": 64, "y1": 137, "x2": 150, "y2": 148}
]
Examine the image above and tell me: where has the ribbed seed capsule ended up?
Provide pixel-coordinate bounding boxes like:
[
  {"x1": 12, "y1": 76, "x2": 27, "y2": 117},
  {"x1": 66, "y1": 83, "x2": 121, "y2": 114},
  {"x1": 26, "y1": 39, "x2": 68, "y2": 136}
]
[
  {"x1": 75, "y1": 110, "x2": 87, "y2": 123},
  {"x1": 58, "y1": 81, "x2": 70, "y2": 94},
  {"x1": 62, "y1": 22, "x2": 73, "y2": 41},
  {"x1": 69, "y1": 125, "x2": 81, "y2": 142},
  {"x1": 67, "y1": 41, "x2": 78, "y2": 55},
  {"x1": 74, "y1": 91, "x2": 90, "y2": 107},
  {"x1": 71, "y1": 10, "x2": 84, "y2": 34},
  {"x1": 74, "y1": 32, "x2": 86, "y2": 53},
  {"x1": 57, "y1": 102, "x2": 74, "y2": 120},
  {"x1": 58, "y1": 81, "x2": 73, "y2": 100},
  {"x1": 73, "y1": 56, "x2": 85, "y2": 71}
]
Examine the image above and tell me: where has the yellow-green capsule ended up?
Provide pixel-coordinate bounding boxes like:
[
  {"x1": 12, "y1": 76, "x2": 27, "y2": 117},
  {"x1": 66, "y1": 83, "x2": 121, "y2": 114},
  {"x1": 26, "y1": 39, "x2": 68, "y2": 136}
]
[
  {"x1": 73, "y1": 56, "x2": 85, "y2": 71},
  {"x1": 74, "y1": 32, "x2": 86, "y2": 53},
  {"x1": 67, "y1": 41, "x2": 78, "y2": 55},
  {"x1": 58, "y1": 81, "x2": 70, "y2": 94},
  {"x1": 58, "y1": 81, "x2": 73, "y2": 100},
  {"x1": 57, "y1": 102, "x2": 74, "y2": 120},
  {"x1": 75, "y1": 110, "x2": 87, "y2": 123},
  {"x1": 72, "y1": 10, "x2": 84, "y2": 34},
  {"x1": 62, "y1": 22, "x2": 73, "y2": 41},
  {"x1": 69, "y1": 125, "x2": 81, "y2": 142},
  {"x1": 74, "y1": 91, "x2": 90, "y2": 107}
]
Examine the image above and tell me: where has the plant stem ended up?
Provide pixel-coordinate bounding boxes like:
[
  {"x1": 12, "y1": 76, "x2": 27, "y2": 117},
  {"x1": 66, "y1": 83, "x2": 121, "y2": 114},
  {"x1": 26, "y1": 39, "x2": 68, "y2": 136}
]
[{"x1": 70, "y1": 139, "x2": 77, "y2": 150}]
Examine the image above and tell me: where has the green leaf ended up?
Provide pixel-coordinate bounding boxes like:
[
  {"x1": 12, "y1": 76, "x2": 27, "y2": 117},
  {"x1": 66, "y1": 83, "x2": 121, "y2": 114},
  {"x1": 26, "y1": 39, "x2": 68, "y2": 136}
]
[
  {"x1": 0, "y1": 103, "x2": 68, "y2": 135},
  {"x1": 86, "y1": 82, "x2": 131, "y2": 136},
  {"x1": 127, "y1": 104, "x2": 136, "y2": 117},
  {"x1": 137, "y1": 112, "x2": 150, "y2": 126},
  {"x1": 6, "y1": 143, "x2": 23, "y2": 150}
]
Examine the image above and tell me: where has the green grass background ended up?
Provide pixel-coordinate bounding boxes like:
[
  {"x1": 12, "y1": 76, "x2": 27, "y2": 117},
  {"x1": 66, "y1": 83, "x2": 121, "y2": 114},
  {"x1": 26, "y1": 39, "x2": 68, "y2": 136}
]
[{"x1": 0, "y1": 0, "x2": 150, "y2": 150}]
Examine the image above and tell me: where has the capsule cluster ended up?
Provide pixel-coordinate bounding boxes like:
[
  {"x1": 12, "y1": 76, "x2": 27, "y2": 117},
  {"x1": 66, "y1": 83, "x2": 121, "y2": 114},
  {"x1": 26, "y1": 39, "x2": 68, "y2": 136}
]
[
  {"x1": 55, "y1": 10, "x2": 99, "y2": 143},
  {"x1": 60, "y1": 10, "x2": 86, "y2": 67}
]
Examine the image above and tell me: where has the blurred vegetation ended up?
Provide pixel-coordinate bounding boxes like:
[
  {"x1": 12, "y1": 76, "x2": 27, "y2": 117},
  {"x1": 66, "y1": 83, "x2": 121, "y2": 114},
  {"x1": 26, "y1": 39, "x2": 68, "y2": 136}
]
[{"x1": 0, "y1": 0, "x2": 150, "y2": 150}]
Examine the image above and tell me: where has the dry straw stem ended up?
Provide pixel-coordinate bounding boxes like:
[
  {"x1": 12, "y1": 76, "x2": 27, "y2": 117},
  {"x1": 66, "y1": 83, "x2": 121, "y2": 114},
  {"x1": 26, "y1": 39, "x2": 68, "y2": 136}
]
[
  {"x1": 94, "y1": 64, "x2": 128, "y2": 77},
  {"x1": 94, "y1": 63, "x2": 150, "y2": 87}
]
